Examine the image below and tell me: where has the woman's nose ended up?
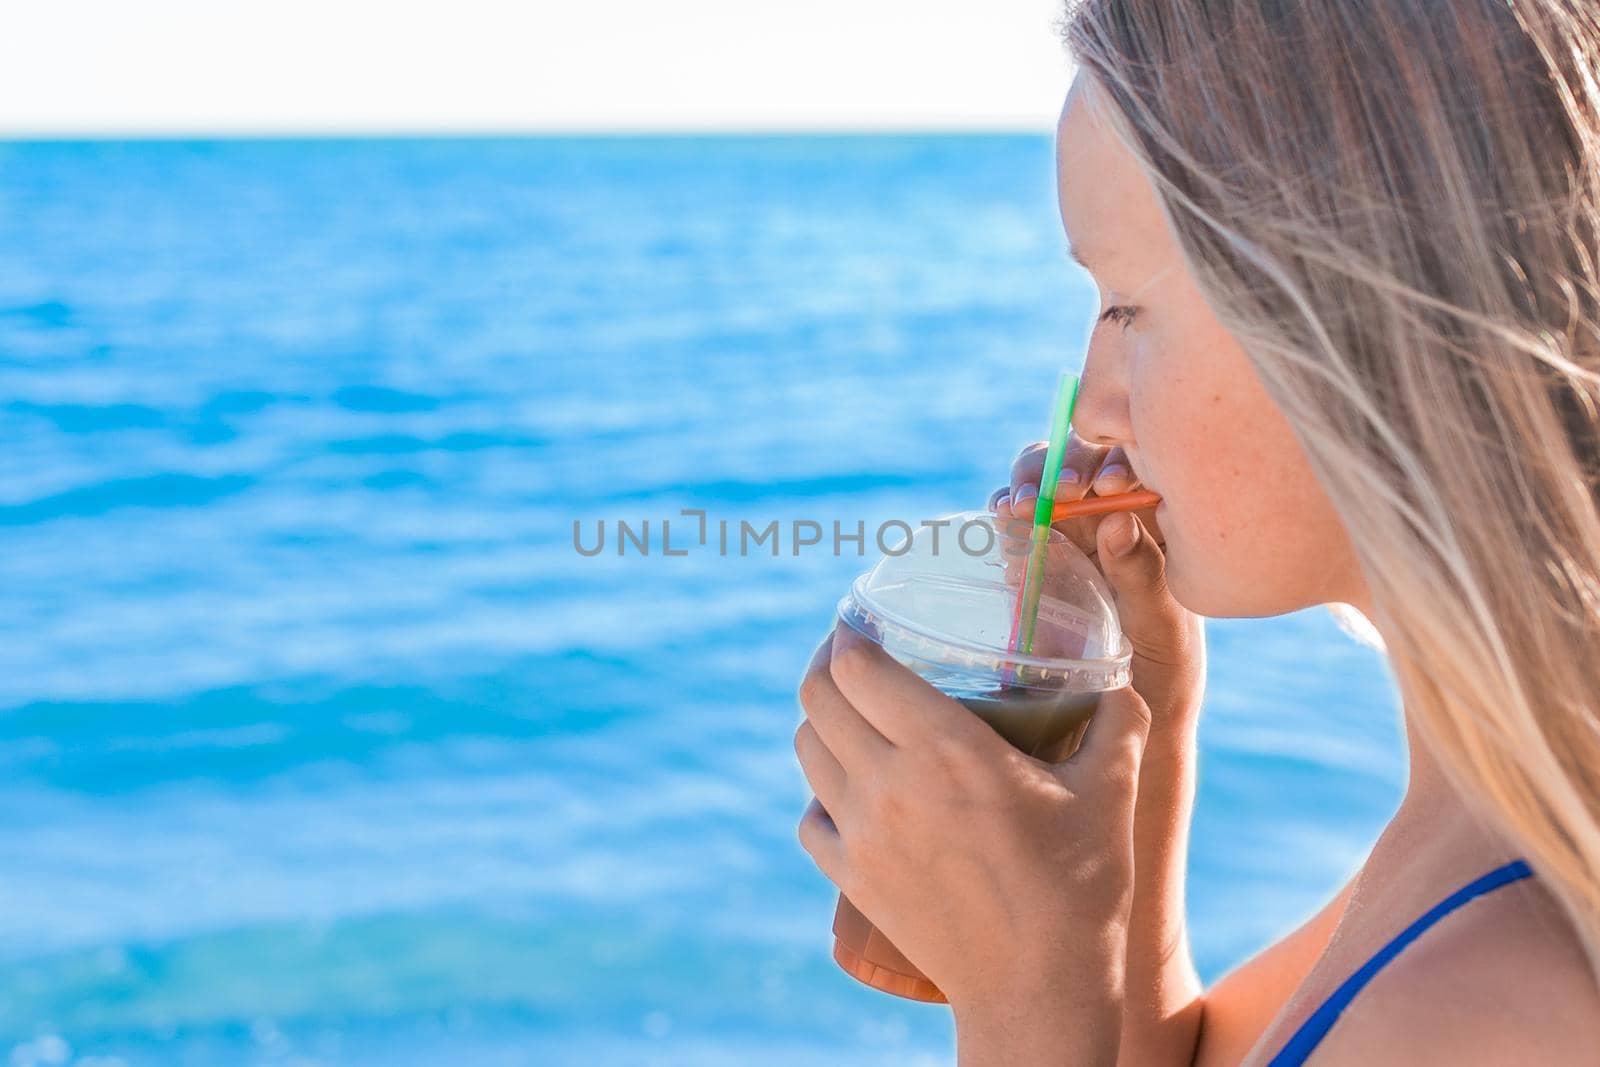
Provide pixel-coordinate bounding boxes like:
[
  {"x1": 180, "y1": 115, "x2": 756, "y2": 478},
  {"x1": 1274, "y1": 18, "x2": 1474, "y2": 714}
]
[{"x1": 1068, "y1": 357, "x2": 1133, "y2": 449}]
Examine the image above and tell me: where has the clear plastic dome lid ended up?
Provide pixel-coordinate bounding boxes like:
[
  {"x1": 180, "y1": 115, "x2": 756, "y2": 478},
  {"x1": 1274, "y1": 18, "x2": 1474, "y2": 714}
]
[{"x1": 837, "y1": 509, "x2": 1131, "y2": 692}]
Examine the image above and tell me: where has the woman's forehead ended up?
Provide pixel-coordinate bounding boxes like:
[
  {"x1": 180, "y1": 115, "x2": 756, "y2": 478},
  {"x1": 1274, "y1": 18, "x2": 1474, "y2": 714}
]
[
  {"x1": 1056, "y1": 77, "x2": 1136, "y2": 200},
  {"x1": 1055, "y1": 76, "x2": 1170, "y2": 272}
]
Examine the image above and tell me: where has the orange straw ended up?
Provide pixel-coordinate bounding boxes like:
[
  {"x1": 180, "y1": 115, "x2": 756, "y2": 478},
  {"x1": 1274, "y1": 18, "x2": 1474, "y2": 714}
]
[{"x1": 1051, "y1": 488, "x2": 1161, "y2": 521}]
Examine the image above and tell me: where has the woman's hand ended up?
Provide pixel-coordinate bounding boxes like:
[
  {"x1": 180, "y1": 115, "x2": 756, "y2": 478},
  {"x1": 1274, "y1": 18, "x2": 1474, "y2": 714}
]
[
  {"x1": 990, "y1": 433, "x2": 1203, "y2": 737},
  {"x1": 993, "y1": 432, "x2": 1209, "y2": 1063},
  {"x1": 795, "y1": 620, "x2": 1156, "y2": 1064}
]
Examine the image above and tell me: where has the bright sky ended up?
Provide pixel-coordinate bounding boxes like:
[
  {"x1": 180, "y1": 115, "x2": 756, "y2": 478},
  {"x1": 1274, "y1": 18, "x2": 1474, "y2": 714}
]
[{"x1": 0, "y1": 1, "x2": 1076, "y2": 136}]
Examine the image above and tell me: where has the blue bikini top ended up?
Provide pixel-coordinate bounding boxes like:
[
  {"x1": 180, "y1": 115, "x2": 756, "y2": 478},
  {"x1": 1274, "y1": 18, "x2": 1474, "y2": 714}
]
[{"x1": 1266, "y1": 859, "x2": 1534, "y2": 1065}]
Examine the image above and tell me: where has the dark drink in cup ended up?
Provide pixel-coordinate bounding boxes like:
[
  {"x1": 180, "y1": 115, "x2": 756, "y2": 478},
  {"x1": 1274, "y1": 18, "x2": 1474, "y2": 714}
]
[{"x1": 826, "y1": 509, "x2": 1131, "y2": 1003}]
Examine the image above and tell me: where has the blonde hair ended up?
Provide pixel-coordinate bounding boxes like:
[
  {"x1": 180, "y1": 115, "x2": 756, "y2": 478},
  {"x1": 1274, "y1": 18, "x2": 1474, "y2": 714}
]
[{"x1": 1060, "y1": 0, "x2": 1600, "y2": 978}]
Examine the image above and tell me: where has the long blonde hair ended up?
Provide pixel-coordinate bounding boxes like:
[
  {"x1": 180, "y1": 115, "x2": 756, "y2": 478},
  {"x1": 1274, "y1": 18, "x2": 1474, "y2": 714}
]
[{"x1": 1060, "y1": 0, "x2": 1600, "y2": 977}]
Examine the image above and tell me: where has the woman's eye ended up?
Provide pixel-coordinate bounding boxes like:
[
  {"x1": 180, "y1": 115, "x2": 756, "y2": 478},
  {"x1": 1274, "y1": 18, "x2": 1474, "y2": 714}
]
[{"x1": 1098, "y1": 305, "x2": 1138, "y2": 331}]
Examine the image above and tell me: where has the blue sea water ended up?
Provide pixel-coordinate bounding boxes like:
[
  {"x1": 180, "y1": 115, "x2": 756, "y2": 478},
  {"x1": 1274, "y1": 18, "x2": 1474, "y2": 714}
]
[{"x1": 0, "y1": 136, "x2": 1405, "y2": 1065}]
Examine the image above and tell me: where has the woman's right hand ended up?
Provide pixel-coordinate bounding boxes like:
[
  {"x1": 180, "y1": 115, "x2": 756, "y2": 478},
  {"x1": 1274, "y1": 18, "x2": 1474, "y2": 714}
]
[
  {"x1": 992, "y1": 432, "x2": 1210, "y2": 1063},
  {"x1": 989, "y1": 433, "x2": 1204, "y2": 740}
]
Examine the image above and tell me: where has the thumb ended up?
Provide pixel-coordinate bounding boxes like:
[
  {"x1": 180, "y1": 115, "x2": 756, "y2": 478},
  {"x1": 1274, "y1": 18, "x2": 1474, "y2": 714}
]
[
  {"x1": 1094, "y1": 511, "x2": 1191, "y2": 668},
  {"x1": 1062, "y1": 682, "x2": 1152, "y2": 785}
]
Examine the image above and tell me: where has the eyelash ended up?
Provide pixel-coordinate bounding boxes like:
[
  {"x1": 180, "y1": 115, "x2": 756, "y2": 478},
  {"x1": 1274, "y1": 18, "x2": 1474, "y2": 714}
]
[{"x1": 1099, "y1": 305, "x2": 1138, "y2": 331}]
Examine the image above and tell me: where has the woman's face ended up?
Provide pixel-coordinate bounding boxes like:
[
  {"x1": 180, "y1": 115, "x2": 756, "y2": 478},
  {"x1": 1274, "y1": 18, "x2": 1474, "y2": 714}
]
[{"x1": 1056, "y1": 73, "x2": 1368, "y2": 618}]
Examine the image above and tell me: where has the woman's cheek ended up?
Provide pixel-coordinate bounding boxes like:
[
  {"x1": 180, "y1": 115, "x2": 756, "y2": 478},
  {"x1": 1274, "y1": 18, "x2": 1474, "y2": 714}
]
[{"x1": 1132, "y1": 345, "x2": 1267, "y2": 615}]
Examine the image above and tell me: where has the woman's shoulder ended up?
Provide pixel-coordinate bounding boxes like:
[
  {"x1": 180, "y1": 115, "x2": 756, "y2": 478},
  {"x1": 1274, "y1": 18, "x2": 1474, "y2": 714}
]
[{"x1": 1310, "y1": 873, "x2": 1600, "y2": 1065}]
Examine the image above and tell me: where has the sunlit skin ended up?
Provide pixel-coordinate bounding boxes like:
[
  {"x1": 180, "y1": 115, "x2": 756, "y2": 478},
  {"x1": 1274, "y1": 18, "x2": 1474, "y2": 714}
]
[
  {"x1": 796, "y1": 71, "x2": 1599, "y2": 1066},
  {"x1": 999, "y1": 74, "x2": 1367, "y2": 621}
]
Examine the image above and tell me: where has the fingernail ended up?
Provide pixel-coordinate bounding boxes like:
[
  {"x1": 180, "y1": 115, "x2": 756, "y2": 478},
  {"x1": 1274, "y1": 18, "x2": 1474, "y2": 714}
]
[
  {"x1": 1097, "y1": 463, "x2": 1129, "y2": 485},
  {"x1": 1058, "y1": 470, "x2": 1083, "y2": 489},
  {"x1": 1107, "y1": 513, "x2": 1141, "y2": 558},
  {"x1": 1013, "y1": 483, "x2": 1038, "y2": 504}
]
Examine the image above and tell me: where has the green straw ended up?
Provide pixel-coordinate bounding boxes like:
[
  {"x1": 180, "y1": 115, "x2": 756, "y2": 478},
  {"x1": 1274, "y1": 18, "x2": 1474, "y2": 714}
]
[{"x1": 1012, "y1": 371, "x2": 1080, "y2": 657}]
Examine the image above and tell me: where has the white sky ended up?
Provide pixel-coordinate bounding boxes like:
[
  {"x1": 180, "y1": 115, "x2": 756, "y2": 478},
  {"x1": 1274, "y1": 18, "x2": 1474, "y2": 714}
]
[{"x1": 0, "y1": 1, "x2": 1077, "y2": 136}]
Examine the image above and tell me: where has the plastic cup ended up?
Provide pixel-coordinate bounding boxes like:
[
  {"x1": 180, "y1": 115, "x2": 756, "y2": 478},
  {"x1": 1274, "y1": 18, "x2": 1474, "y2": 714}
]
[{"x1": 826, "y1": 508, "x2": 1132, "y2": 1003}]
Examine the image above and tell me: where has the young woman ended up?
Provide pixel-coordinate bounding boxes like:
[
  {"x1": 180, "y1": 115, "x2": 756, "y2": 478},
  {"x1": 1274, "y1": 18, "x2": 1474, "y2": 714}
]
[{"x1": 793, "y1": 1, "x2": 1600, "y2": 1063}]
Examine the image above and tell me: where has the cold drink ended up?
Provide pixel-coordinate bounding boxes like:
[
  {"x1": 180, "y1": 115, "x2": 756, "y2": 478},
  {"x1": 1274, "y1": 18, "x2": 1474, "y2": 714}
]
[{"x1": 830, "y1": 685, "x2": 1102, "y2": 1002}]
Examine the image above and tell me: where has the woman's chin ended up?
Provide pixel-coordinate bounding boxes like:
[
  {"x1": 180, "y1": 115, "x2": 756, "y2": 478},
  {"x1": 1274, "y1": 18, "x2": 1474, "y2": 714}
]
[
  {"x1": 1158, "y1": 538, "x2": 1230, "y2": 618},
  {"x1": 1159, "y1": 540, "x2": 1196, "y2": 613},
  {"x1": 1155, "y1": 503, "x2": 1244, "y2": 618}
]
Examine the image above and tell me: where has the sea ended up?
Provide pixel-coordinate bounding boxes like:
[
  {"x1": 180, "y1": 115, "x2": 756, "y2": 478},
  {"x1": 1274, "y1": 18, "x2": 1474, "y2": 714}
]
[{"x1": 0, "y1": 135, "x2": 1406, "y2": 1066}]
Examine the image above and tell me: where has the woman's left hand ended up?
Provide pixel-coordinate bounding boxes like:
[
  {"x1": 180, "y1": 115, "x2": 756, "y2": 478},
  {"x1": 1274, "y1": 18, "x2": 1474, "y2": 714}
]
[{"x1": 795, "y1": 618, "x2": 1154, "y2": 1060}]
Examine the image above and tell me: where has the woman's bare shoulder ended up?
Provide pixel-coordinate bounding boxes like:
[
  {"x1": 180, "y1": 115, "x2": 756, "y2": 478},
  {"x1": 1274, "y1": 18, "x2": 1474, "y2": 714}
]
[{"x1": 1308, "y1": 877, "x2": 1600, "y2": 1065}]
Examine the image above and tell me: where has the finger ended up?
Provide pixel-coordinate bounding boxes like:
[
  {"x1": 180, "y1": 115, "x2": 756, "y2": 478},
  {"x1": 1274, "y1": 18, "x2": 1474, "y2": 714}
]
[
  {"x1": 794, "y1": 718, "x2": 849, "y2": 815},
  {"x1": 1091, "y1": 445, "x2": 1140, "y2": 497},
  {"x1": 828, "y1": 620, "x2": 999, "y2": 751},
  {"x1": 1057, "y1": 429, "x2": 1111, "y2": 502},
  {"x1": 1012, "y1": 430, "x2": 1110, "y2": 514},
  {"x1": 1093, "y1": 512, "x2": 1195, "y2": 668},
  {"x1": 1054, "y1": 500, "x2": 1165, "y2": 559},
  {"x1": 988, "y1": 484, "x2": 1011, "y2": 512},
  {"x1": 1063, "y1": 682, "x2": 1152, "y2": 788},
  {"x1": 800, "y1": 632, "x2": 893, "y2": 771},
  {"x1": 1050, "y1": 509, "x2": 1106, "y2": 561},
  {"x1": 797, "y1": 795, "x2": 850, "y2": 889},
  {"x1": 993, "y1": 502, "x2": 1084, "y2": 589},
  {"x1": 994, "y1": 501, "x2": 1048, "y2": 547},
  {"x1": 1009, "y1": 441, "x2": 1048, "y2": 513},
  {"x1": 1008, "y1": 441, "x2": 1048, "y2": 506}
]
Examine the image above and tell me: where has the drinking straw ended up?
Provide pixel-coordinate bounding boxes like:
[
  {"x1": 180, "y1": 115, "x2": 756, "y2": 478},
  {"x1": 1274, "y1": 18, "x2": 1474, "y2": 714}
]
[
  {"x1": 1006, "y1": 371, "x2": 1081, "y2": 661},
  {"x1": 1052, "y1": 488, "x2": 1161, "y2": 521}
]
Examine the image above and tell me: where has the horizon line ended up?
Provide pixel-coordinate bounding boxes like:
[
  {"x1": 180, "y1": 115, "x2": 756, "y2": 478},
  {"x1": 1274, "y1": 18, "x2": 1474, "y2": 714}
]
[{"x1": 0, "y1": 118, "x2": 1058, "y2": 142}]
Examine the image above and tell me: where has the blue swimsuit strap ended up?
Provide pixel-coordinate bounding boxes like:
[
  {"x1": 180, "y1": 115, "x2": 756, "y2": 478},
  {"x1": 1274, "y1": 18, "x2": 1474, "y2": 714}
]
[{"x1": 1266, "y1": 858, "x2": 1534, "y2": 1067}]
